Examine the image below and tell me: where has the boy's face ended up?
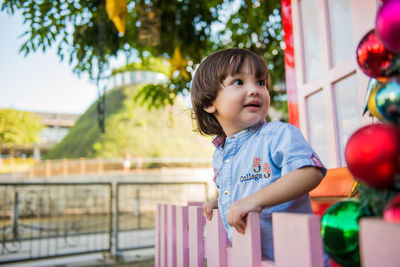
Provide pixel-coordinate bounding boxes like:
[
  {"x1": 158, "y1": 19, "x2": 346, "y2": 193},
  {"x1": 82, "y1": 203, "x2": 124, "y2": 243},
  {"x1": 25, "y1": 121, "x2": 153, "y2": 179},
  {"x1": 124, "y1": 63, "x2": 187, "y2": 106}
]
[{"x1": 204, "y1": 60, "x2": 270, "y2": 136}]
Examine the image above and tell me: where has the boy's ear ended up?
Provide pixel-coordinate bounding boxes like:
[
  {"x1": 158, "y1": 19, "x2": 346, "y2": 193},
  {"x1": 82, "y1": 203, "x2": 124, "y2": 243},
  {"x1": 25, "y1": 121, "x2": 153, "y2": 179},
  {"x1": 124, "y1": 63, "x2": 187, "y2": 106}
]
[{"x1": 203, "y1": 104, "x2": 216, "y2": 114}]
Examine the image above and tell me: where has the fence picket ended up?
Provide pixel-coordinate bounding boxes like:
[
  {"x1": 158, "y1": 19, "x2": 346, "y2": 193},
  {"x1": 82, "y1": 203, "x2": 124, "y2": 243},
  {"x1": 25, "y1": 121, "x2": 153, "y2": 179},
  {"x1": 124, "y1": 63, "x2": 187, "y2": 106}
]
[
  {"x1": 205, "y1": 209, "x2": 228, "y2": 267},
  {"x1": 188, "y1": 206, "x2": 205, "y2": 267},
  {"x1": 359, "y1": 218, "x2": 400, "y2": 267},
  {"x1": 231, "y1": 212, "x2": 262, "y2": 267},
  {"x1": 167, "y1": 205, "x2": 177, "y2": 267},
  {"x1": 176, "y1": 206, "x2": 189, "y2": 267},
  {"x1": 273, "y1": 213, "x2": 324, "y2": 267},
  {"x1": 157, "y1": 203, "x2": 400, "y2": 267},
  {"x1": 155, "y1": 204, "x2": 161, "y2": 267},
  {"x1": 159, "y1": 204, "x2": 168, "y2": 267}
]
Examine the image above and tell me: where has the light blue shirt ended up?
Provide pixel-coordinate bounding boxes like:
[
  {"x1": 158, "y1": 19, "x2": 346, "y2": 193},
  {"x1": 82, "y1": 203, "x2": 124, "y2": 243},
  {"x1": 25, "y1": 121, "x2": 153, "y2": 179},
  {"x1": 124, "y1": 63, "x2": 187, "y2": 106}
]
[{"x1": 212, "y1": 121, "x2": 327, "y2": 261}]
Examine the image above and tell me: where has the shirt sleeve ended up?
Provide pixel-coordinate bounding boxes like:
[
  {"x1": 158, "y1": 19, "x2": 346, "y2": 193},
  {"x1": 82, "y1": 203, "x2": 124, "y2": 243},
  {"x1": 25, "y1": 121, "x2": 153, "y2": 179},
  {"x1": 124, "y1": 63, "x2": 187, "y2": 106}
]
[{"x1": 270, "y1": 123, "x2": 327, "y2": 177}]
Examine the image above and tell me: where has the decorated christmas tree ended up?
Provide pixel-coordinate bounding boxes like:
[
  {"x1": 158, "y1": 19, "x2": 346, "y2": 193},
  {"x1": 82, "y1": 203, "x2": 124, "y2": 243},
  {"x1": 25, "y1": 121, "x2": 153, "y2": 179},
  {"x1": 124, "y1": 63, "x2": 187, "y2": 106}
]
[{"x1": 320, "y1": 1, "x2": 400, "y2": 266}]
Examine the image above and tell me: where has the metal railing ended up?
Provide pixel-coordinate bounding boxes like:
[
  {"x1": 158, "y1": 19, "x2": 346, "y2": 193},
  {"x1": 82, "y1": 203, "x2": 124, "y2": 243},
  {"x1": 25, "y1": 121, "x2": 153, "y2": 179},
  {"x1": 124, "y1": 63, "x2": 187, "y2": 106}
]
[{"x1": 0, "y1": 181, "x2": 208, "y2": 263}]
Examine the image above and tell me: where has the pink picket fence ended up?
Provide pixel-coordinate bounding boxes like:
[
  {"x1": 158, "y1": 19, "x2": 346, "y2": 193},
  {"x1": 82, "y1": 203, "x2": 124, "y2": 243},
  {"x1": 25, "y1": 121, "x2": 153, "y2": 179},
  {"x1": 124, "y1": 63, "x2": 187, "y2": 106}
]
[{"x1": 155, "y1": 203, "x2": 400, "y2": 267}]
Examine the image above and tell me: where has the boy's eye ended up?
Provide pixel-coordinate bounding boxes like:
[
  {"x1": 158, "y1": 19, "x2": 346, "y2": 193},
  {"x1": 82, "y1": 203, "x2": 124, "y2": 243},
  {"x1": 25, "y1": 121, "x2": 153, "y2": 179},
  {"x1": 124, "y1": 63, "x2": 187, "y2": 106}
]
[
  {"x1": 232, "y1": 79, "x2": 243, "y2": 85},
  {"x1": 258, "y1": 80, "x2": 266, "y2": 87}
]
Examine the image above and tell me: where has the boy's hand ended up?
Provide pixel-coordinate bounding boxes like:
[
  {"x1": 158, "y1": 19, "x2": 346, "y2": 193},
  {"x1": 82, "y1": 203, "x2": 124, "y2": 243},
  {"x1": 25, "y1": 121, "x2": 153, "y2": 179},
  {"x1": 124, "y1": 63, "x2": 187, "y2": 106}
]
[
  {"x1": 227, "y1": 196, "x2": 261, "y2": 234},
  {"x1": 202, "y1": 199, "x2": 218, "y2": 220}
]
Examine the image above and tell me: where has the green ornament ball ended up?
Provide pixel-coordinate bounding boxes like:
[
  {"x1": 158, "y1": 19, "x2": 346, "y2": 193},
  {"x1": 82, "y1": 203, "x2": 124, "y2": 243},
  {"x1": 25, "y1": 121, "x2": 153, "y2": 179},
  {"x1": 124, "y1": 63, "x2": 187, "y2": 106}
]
[
  {"x1": 376, "y1": 80, "x2": 400, "y2": 124},
  {"x1": 321, "y1": 199, "x2": 366, "y2": 267}
]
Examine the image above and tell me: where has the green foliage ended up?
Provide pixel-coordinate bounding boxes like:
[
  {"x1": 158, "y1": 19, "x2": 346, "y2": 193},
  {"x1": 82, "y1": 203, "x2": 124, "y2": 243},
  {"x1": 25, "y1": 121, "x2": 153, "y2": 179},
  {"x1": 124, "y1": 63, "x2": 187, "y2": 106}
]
[
  {"x1": 218, "y1": 0, "x2": 283, "y2": 82},
  {"x1": 134, "y1": 75, "x2": 189, "y2": 110},
  {"x1": 46, "y1": 85, "x2": 214, "y2": 159},
  {"x1": 1, "y1": 0, "x2": 287, "y2": 118},
  {"x1": 112, "y1": 57, "x2": 171, "y2": 76},
  {"x1": 1, "y1": 0, "x2": 122, "y2": 80},
  {"x1": 220, "y1": 0, "x2": 287, "y2": 116},
  {"x1": 356, "y1": 182, "x2": 400, "y2": 217},
  {"x1": 0, "y1": 0, "x2": 223, "y2": 79},
  {"x1": 0, "y1": 109, "x2": 42, "y2": 147}
]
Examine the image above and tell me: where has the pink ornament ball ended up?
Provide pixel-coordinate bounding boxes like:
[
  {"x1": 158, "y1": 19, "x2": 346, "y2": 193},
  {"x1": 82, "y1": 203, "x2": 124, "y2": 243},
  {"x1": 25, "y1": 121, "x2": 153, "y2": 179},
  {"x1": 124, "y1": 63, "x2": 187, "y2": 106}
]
[
  {"x1": 376, "y1": 0, "x2": 400, "y2": 53},
  {"x1": 384, "y1": 194, "x2": 400, "y2": 223}
]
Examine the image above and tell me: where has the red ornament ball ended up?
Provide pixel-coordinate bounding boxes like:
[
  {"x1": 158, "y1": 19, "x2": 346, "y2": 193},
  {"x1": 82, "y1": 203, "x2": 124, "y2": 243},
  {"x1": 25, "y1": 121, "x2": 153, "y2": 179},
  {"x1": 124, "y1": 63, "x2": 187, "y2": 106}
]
[
  {"x1": 384, "y1": 194, "x2": 400, "y2": 223},
  {"x1": 356, "y1": 30, "x2": 393, "y2": 81},
  {"x1": 344, "y1": 123, "x2": 400, "y2": 188},
  {"x1": 376, "y1": 0, "x2": 400, "y2": 53}
]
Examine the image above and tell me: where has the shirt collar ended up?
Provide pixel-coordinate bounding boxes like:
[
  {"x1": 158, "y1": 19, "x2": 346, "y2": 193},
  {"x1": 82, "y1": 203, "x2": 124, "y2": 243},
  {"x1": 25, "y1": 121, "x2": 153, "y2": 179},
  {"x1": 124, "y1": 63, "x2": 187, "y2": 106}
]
[
  {"x1": 212, "y1": 133, "x2": 226, "y2": 148},
  {"x1": 211, "y1": 120, "x2": 266, "y2": 148}
]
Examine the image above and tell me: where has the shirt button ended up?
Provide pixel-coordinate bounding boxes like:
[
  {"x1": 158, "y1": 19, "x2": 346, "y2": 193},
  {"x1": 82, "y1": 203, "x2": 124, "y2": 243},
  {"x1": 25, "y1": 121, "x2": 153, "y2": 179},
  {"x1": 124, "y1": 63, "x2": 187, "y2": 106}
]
[
  {"x1": 225, "y1": 159, "x2": 230, "y2": 164},
  {"x1": 224, "y1": 190, "x2": 229, "y2": 195}
]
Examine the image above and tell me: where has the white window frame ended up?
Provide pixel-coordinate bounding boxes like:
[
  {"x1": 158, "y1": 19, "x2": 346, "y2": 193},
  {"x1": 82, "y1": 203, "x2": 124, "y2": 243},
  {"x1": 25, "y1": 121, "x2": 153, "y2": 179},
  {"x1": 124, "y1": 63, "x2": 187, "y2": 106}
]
[{"x1": 290, "y1": 0, "x2": 377, "y2": 168}]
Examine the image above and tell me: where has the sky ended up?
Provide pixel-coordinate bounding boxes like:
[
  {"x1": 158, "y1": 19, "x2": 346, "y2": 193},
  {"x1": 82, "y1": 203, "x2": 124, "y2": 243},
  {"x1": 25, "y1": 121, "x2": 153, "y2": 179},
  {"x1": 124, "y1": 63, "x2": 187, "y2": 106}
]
[{"x1": 0, "y1": 11, "x2": 120, "y2": 115}]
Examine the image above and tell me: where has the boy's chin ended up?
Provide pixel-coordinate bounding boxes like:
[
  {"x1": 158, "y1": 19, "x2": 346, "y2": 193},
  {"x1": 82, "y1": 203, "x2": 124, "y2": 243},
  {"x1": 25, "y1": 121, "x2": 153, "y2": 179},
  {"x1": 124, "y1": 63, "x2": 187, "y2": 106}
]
[
  {"x1": 248, "y1": 117, "x2": 266, "y2": 125},
  {"x1": 242, "y1": 120, "x2": 264, "y2": 129}
]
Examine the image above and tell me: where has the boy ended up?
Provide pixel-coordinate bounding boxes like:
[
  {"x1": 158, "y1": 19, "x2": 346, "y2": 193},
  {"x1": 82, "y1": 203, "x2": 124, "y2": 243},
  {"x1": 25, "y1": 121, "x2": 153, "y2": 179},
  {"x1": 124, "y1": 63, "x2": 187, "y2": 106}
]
[{"x1": 191, "y1": 48, "x2": 329, "y2": 265}]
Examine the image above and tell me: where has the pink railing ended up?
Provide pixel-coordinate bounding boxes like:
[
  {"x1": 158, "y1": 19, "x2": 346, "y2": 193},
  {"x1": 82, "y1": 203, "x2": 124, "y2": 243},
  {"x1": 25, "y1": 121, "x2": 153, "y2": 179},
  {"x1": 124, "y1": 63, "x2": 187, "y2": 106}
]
[{"x1": 156, "y1": 203, "x2": 400, "y2": 267}]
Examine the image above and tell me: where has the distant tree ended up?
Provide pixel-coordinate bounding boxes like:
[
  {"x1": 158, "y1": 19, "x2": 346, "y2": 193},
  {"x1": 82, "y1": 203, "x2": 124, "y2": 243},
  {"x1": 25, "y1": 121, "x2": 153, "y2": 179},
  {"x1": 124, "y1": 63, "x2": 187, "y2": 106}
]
[
  {"x1": 1, "y1": 0, "x2": 286, "y2": 117},
  {"x1": 0, "y1": 109, "x2": 42, "y2": 161}
]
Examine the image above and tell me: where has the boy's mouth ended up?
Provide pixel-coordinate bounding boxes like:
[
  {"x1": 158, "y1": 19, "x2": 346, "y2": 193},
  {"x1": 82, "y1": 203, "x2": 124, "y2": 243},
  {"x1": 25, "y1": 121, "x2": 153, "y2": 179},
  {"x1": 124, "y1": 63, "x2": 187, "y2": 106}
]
[{"x1": 244, "y1": 100, "x2": 261, "y2": 108}]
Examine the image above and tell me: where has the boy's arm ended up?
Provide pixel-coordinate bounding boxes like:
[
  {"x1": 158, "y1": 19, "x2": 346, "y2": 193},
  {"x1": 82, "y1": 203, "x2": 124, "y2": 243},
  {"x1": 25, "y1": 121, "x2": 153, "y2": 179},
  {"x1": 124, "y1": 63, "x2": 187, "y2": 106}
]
[{"x1": 227, "y1": 166, "x2": 323, "y2": 234}]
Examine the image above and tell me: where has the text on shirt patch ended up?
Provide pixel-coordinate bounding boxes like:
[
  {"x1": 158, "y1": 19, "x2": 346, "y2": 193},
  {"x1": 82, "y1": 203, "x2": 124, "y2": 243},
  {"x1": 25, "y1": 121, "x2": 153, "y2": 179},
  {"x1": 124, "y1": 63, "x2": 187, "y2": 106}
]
[{"x1": 240, "y1": 157, "x2": 272, "y2": 182}]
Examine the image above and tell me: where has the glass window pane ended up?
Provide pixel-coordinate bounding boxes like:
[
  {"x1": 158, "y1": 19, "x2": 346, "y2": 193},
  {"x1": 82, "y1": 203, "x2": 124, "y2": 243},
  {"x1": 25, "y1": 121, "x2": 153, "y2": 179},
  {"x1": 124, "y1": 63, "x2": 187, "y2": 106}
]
[
  {"x1": 328, "y1": 0, "x2": 355, "y2": 67},
  {"x1": 334, "y1": 74, "x2": 361, "y2": 166},
  {"x1": 307, "y1": 90, "x2": 329, "y2": 167},
  {"x1": 300, "y1": 0, "x2": 322, "y2": 82}
]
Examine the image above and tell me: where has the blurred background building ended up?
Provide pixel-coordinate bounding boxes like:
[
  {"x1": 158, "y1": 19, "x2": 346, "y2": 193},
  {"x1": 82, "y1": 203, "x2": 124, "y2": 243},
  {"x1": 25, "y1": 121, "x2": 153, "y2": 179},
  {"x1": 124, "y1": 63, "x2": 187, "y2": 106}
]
[
  {"x1": 0, "y1": 112, "x2": 80, "y2": 160},
  {"x1": 33, "y1": 112, "x2": 80, "y2": 159}
]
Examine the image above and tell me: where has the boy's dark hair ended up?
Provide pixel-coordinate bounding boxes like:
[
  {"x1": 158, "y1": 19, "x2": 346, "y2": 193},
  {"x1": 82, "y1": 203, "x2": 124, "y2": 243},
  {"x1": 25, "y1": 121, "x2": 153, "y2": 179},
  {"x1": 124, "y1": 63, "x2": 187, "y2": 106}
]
[{"x1": 190, "y1": 48, "x2": 271, "y2": 136}]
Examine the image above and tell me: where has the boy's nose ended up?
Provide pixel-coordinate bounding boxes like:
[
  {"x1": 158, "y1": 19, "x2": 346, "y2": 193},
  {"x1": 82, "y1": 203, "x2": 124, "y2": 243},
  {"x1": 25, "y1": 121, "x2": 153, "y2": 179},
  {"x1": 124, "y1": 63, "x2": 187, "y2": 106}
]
[{"x1": 248, "y1": 85, "x2": 260, "y2": 96}]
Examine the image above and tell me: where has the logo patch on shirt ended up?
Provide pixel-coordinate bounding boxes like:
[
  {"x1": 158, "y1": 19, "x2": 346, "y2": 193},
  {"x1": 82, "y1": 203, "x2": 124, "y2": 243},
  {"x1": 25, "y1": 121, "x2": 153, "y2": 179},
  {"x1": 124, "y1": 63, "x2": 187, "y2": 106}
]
[
  {"x1": 253, "y1": 157, "x2": 262, "y2": 173},
  {"x1": 213, "y1": 168, "x2": 218, "y2": 182},
  {"x1": 263, "y1": 162, "x2": 271, "y2": 178},
  {"x1": 240, "y1": 157, "x2": 272, "y2": 182},
  {"x1": 311, "y1": 154, "x2": 324, "y2": 168}
]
